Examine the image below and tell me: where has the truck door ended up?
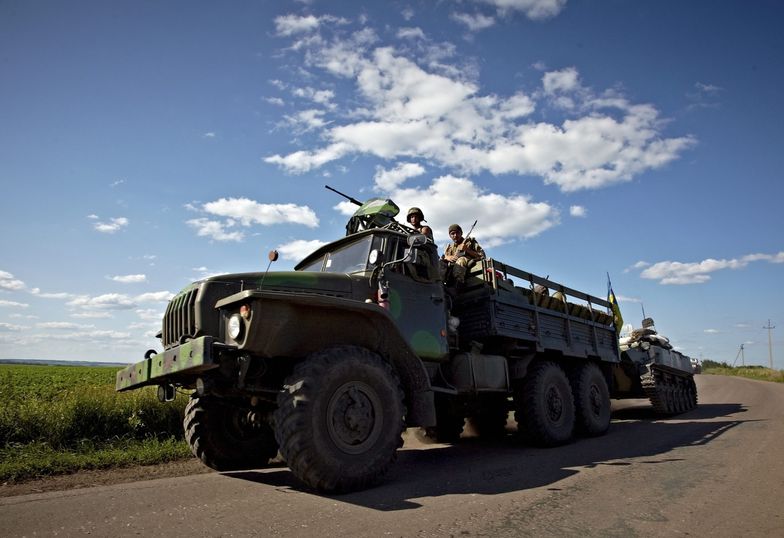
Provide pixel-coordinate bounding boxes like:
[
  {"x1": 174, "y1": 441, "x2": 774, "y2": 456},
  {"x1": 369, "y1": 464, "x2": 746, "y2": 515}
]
[{"x1": 384, "y1": 266, "x2": 449, "y2": 361}]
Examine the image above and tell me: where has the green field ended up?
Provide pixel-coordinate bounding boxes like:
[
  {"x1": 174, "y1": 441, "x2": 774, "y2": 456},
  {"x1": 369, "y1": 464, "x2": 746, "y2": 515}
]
[
  {"x1": 0, "y1": 363, "x2": 191, "y2": 483},
  {"x1": 702, "y1": 365, "x2": 784, "y2": 383}
]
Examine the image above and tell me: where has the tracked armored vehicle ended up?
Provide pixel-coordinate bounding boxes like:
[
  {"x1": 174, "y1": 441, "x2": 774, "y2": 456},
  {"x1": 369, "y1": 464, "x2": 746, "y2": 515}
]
[
  {"x1": 115, "y1": 189, "x2": 695, "y2": 493},
  {"x1": 611, "y1": 318, "x2": 698, "y2": 414}
]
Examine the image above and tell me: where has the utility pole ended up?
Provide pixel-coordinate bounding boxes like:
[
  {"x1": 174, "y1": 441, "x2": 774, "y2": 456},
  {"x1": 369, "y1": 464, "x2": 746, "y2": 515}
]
[{"x1": 763, "y1": 320, "x2": 775, "y2": 369}]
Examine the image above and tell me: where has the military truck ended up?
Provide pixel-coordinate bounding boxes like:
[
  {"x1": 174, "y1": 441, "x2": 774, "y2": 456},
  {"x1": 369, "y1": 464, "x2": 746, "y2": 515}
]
[{"x1": 116, "y1": 192, "x2": 693, "y2": 492}]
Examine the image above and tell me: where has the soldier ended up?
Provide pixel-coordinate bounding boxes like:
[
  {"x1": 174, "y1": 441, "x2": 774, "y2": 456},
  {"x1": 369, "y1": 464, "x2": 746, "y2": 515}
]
[
  {"x1": 443, "y1": 224, "x2": 484, "y2": 267},
  {"x1": 406, "y1": 207, "x2": 434, "y2": 241}
]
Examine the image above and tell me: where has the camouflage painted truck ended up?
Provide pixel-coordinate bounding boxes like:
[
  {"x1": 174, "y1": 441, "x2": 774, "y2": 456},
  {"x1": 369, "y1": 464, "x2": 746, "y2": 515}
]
[{"x1": 116, "y1": 193, "x2": 692, "y2": 492}]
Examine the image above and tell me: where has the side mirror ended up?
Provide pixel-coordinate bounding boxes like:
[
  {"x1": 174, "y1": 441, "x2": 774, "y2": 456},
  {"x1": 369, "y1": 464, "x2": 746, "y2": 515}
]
[{"x1": 268, "y1": 250, "x2": 279, "y2": 262}]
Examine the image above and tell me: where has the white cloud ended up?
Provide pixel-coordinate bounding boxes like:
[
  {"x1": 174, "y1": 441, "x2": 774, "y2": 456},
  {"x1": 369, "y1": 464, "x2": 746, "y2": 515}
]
[
  {"x1": 569, "y1": 205, "x2": 586, "y2": 217},
  {"x1": 0, "y1": 270, "x2": 25, "y2": 291},
  {"x1": 110, "y1": 179, "x2": 125, "y2": 187},
  {"x1": 273, "y1": 14, "x2": 348, "y2": 37},
  {"x1": 473, "y1": 0, "x2": 568, "y2": 20},
  {"x1": 186, "y1": 218, "x2": 245, "y2": 242},
  {"x1": 378, "y1": 174, "x2": 558, "y2": 245},
  {"x1": 203, "y1": 132, "x2": 216, "y2": 138},
  {"x1": 36, "y1": 322, "x2": 95, "y2": 330},
  {"x1": 451, "y1": 12, "x2": 496, "y2": 32},
  {"x1": 30, "y1": 288, "x2": 75, "y2": 299},
  {"x1": 616, "y1": 294, "x2": 641, "y2": 303},
  {"x1": 71, "y1": 311, "x2": 113, "y2": 319},
  {"x1": 0, "y1": 299, "x2": 29, "y2": 308},
  {"x1": 93, "y1": 216, "x2": 129, "y2": 234},
  {"x1": 0, "y1": 322, "x2": 25, "y2": 331},
  {"x1": 638, "y1": 251, "x2": 784, "y2": 285},
  {"x1": 374, "y1": 162, "x2": 426, "y2": 191},
  {"x1": 265, "y1": 96, "x2": 285, "y2": 106},
  {"x1": 704, "y1": 328, "x2": 720, "y2": 334},
  {"x1": 135, "y1": 309, "x2": 163, "y2": 321},
  {"x1": 265, "y1": 31, "x2": 693, "y2": 192},
  {"x1": 135, "y1": 291, "x2": 174, "y2": 303},
  {"x1": 292, "y1": 86, "x2": 336, "y2": 109},
  {"x1": 201, "y1": 198, "x2": 319, "y2": 228},
  {"x1": 277, "y1": 239, "x2": 328, "y2": 262},
  {"x1": 68, "y1": 293, "x2": 136, "y2": 310},
  {"x1": 284, "y1": 108, "x2": 328, "y2": 132},
  {"x1": 397, "y1": 27, "x2": 426, "y2": 40},
  {"x1": 110, "y1": 274, "x2": 147, "y2": 284}
]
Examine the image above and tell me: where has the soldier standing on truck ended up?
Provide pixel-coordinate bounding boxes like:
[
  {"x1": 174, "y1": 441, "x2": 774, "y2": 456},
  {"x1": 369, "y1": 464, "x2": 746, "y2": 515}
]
[
  {"x1": 406, "y1": 207, "x2": 434, "y2": 241},
  {"x1": 443, "y1": 223, "x2": 484, "y2": 267}
]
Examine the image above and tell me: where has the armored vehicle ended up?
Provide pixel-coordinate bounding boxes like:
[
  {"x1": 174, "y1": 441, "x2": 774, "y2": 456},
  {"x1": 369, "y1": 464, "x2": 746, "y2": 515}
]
[
  {"x1": 612, "y1": 318, "x2": 698, "y2": 414},
  {"x1": 116, "y1": 191, "x2": 694, "y2": 492}
]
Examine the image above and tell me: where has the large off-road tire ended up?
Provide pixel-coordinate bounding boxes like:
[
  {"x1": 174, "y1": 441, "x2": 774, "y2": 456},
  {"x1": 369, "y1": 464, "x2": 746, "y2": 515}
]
[
  {"x1": 570, "y1": 362, "x2": 611, "y2": 437},
  {"x1": 469, "y1": 394, "x2": 510, "y2": 439},
  {"x1": 514, "y1": 361, "x2": 575, "y2": 447},
  {"x1": 419, "y1": 393, "x2": 465, "y2": 443},
  {"x1": 274, "y1": 346, "x2": 405, "y2": 493},
  {"x1": 184, "y1": 395, "x2": 278, "y2": 471}
]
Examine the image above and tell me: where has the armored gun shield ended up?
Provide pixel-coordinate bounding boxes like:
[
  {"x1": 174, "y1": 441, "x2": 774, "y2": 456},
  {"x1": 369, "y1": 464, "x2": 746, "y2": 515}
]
[{"x1": 346, "y1": 198, "x2": 400, "y2": 235}]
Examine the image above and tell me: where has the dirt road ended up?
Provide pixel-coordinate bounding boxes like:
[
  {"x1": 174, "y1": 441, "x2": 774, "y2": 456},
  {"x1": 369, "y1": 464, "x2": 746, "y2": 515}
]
[{"x1": 2, "y1": 375, "x2": 783, "y2": 537}]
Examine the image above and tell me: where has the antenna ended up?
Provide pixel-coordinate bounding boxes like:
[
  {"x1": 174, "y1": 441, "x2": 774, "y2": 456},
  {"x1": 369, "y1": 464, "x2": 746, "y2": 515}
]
[{"x1": 763, "y1": 319, "x2": 776, "y2": 369}]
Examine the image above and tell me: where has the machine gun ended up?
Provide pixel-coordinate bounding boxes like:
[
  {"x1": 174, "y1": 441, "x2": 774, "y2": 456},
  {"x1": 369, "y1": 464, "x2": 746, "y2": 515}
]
[{"x1": 325, "y1": 185, "x2": 403, "y2": 236}]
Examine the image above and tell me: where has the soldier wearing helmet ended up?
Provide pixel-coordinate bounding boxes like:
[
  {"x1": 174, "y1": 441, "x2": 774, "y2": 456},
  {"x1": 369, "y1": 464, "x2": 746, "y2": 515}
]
[
  {"x1": 443, "y1": 223, "x2": 484, "y2": 267},
  {"x1": 406, "y1": 207, "x2": 433, "y2": 241}
]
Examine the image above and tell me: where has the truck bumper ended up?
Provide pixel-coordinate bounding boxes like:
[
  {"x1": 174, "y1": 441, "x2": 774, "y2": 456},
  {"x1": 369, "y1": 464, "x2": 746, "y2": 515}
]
[{"x1": 115, "y1": 336, "x2": 219, "y2": 392}]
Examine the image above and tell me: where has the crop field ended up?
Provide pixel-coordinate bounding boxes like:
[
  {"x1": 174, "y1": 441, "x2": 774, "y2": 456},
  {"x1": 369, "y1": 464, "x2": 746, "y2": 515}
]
[{"x1": 0, "y1": 363, "x2": 191, "y2": 483}]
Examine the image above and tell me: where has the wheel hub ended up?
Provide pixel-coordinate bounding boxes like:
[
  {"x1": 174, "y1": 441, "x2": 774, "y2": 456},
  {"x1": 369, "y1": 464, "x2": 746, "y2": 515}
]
[
  {"x1": 327, "y1": 381, "x2": 383, "y2": 454},
  {"x1": 546, "y1": 386, "x2": 563, "y2": 422}
]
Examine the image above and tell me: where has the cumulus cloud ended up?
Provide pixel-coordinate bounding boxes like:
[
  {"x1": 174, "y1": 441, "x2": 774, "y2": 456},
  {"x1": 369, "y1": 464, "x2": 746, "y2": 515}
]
[
  {"x1": 202, "y1": 198, "x2": 319, "y2": 228},
  {"x1": 36, "y1": 322, "x2": 95, "y2": 330},
  {"x1": 569, "y1": 205, "x2": 586, "y2": 217},
  {"x1": 265, "y1": 25, "x2": 693, "y2": 192},
  {"x1": 0, "y1": 270, "x2": 25, "y2": 291},
  {"x1": 377, "y1": 174, "x2": 559, "y2": 246},
  {"x1": 185, "y1": 197, "x2": 320, "y2": 244},
  {"x1": 636, "y1": 251, "x2": 784, "y2": 285},
  {"x1": 373, "y1": 162, "x2": 426, "y2": 191},
  {"x1": 274, "y1": 13, "x2": 347, "y2": 36},
  {"x1": 0, "y1": 322, "x2": 25, "y2": 331},
  {"x1": 66, "y1": 291, "x2": 173, "y2": 312},
  {"x1": 110, "y1": 274, "x2": 147, "y2": 284},
  {"x1": 451, "y1": 12, "x2": 496, "y2": 32},
  {"x1": 277, "y1": 239, "x2": 329, "y2": 262},
  {"x1": 0, "y1": 299, "x2": 29, "y2": 308},
  {"x1": 704, "y1": 328, "x2": 720, "y2": 334},
  {"x1": 472, "y1": 0, "x2": 568, "y2": 20},
  {"x1": 93, "y1": 216, "x2": 129, "y2": 234},
  {"x1": 187, "y1": 218, "x2": 245, "y2": 242},
  {"x1": 30, "y1": 288, "x2": 76, "y2": 299}
]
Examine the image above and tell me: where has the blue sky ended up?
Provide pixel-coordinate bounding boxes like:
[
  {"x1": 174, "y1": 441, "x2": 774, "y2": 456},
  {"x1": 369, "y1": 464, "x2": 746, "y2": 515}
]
[{"x1": 1, "y1": 0, "x2": 782, "y2": 367}]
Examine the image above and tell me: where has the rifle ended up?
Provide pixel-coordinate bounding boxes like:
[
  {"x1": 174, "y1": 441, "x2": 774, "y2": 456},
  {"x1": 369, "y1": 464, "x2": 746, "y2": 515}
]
[{"x1": 325, "y1": 185, "x2": 362, "y2": 206}]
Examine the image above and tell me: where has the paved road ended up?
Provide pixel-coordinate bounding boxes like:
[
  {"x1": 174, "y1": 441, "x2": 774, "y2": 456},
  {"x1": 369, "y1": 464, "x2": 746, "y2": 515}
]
[{"x1": 2, "y1": 375, "x2": 783, "y2": 537}]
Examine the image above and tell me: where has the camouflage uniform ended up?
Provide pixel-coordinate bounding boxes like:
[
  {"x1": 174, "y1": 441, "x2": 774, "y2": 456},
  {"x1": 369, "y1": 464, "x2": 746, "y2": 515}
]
[{"x1": 444, "y1": 237, "x2": 484, "y2": 267}]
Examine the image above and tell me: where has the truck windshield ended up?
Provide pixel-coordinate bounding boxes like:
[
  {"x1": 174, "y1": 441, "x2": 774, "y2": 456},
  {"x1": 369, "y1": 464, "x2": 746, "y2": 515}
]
[{"x1": 302, "y1": 235, "x2": 378, "y2": 274}]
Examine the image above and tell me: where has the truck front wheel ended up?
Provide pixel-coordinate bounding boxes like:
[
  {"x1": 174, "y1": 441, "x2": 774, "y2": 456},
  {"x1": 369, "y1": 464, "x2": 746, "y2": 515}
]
[
  {"x1": 514, "y1": 361, "x2": 575, "y2": 446},
  {"x1": 274, "y1": 346, "x2": 405, "y2": 493},
  {"x1": 570, "y1": 362, "x2": 611, "y2": 436},
  {"x1": 184, "y1": 395, "x2": 278, "y2": 471}
]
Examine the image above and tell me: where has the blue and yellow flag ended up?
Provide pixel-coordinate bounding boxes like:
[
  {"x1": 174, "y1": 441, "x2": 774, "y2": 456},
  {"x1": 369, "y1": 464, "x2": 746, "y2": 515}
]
[{"x1": 607, "y1": 273, "x2": 624, "y2": 334}]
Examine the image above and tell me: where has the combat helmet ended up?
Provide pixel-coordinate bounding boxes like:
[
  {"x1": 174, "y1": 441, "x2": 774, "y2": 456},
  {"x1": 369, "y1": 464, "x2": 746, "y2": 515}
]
[{"x1": 407, "y1": 207, "x2": 425, "y2": 220}]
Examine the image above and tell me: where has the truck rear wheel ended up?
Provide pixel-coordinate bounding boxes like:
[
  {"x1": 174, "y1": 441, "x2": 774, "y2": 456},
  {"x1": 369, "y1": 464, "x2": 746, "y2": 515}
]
[
  {"x1": 514, "y1": 361, "x2": 575, "y2": 446},
  {"x1": 184, "y1": 395, "x2": 278, "y2": 471},
  {"x1": 570, "y1": 363, "x2": 611, "y2": 436},
  {"x1": 274, "y1": 346, "x2": 405, "y2": 493}
]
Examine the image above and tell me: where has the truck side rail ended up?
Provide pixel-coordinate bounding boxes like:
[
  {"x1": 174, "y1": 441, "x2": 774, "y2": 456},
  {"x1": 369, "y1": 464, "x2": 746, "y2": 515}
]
[{"x1": 455, "y1": 258, "x2": 618, "y2": 362}]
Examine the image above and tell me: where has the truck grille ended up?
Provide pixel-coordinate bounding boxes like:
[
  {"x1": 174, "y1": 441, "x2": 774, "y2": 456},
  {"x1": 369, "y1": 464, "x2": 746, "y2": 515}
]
[{"x1": 162, "y1": 286, "x2": 199, "y2": 348}]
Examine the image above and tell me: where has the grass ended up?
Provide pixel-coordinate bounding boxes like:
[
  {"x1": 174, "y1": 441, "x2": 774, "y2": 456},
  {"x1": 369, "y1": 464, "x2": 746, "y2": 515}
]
[
  {"x1": 702, "y1": 365, "x2": 784, "y2": 383},
  {"x1": 0, "y1": 363, "x2": 191, "y2": 484}
]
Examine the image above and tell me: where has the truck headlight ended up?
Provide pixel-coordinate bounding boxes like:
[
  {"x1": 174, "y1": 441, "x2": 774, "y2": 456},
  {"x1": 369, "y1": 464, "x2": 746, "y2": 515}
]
[{"x1": 228, "y1": 313, "x2": 243, "y2": 341}]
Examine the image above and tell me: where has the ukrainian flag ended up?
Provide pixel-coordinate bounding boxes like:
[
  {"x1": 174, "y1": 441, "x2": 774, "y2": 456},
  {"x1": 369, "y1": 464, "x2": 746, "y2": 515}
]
[{"x1": 607, "y1": 273, "x2": 624, "y2": 334}]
